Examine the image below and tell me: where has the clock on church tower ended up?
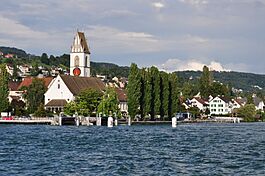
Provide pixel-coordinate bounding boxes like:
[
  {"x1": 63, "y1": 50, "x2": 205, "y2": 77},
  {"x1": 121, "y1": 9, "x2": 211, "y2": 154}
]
[{"x1": 70, "y1": 32, "x2": 91, "y2": 77}]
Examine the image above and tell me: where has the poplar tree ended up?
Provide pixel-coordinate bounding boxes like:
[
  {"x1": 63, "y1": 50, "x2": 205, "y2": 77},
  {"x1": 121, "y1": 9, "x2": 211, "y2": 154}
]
[
  {"x1": 144, "y1": 68, "x2": 152, "y2": 117},
  {"x1": 127, "y1": 63, "x2": 141, "y2": 119},
  {"x1": 199, "y1": 66, "x2": 213, "y2": 98},
  {"x1": 150, "y1": 66, "x2": 160, "y2": 120},
  {"x1": 0, "y1": 64, "x2": 9, "y2": 112},
  {"x1": 161, "y1": 72, "x2": 169, "y2": 119},
  {"x1": 168, "y1": 73, "x2": 179, "y2": 118}
]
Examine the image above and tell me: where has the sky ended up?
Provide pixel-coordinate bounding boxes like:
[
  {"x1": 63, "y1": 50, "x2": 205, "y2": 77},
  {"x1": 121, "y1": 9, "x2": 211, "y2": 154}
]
[{"x1": 0, "y1": 0, "x2": 265, "y2": 74}]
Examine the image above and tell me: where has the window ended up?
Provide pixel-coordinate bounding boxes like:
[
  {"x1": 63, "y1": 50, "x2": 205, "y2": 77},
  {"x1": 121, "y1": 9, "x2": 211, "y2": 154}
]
[
  {"x1": 74, "y1": 56, "x2": 79, "y2": 67},
  {"x1": 58, "y1": 84, "x2": 60, "y2": 89},
  {"x1": 85, "y1": 56, "x2": 87, "y2": 67}
]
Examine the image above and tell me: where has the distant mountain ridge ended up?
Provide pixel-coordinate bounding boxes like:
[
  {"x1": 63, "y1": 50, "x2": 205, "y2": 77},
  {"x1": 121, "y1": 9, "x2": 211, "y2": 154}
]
[
  {"x1": 0, "y1": 46, "x2": 28, "y2": 58},
  {"x1": 175, "y1": 70, "x2": 265, "y2": 92},
  {"x1": 1, "y1": 46, "x2": 265, "y2": 92}
]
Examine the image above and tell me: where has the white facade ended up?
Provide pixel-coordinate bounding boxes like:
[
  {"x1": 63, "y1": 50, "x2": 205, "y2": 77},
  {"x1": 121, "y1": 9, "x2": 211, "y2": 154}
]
[
  {"x1": 190, "y1": 98, "x2": 208, "y2": 111},
  {"x1": 44, "y1": 75, "x2": 74, "y2": 106},
  {"x1": 209, "y1": 97, "x2": 231, "y2": 115},
  {"x1": 70, "y1": 32, "x2": 90, "y2": 77}
]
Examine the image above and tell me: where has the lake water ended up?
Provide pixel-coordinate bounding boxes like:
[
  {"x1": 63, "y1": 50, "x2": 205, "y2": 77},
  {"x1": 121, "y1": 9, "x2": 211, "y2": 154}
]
[{"x1": 0, "y1": 123, "x2": 265, "y2": 175}]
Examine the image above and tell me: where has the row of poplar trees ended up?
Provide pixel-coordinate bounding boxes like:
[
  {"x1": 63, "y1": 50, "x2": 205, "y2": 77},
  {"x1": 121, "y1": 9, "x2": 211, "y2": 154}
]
[{"x1": 127, "y1": 63, "x2": 179, "y2": 120}]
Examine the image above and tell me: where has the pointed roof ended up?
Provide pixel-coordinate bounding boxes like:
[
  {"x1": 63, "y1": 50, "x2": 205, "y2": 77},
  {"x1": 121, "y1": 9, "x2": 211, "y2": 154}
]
[
  {"x1": 71, "y1": 32, "x2": 90, "y2": 54},
  {"x1": 60, "y1": 75, "x2": 105, "y2": 95},
  {"x1": 18, "y1": 77, "x2": 53, "y2": 90}
]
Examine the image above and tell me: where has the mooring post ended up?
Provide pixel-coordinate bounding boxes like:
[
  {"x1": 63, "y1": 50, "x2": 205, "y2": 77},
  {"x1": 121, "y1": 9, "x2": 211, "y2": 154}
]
[
  {"x1": 76, "y1": 117, "x2": 80, "y2": 126},
  {"x1": 59, "y1": 115, "x2": 62, "y2": 126},
  {"x1": 108, "y1": 115, "x2": 113, "y2": 128},
  {"x1": 97, "y1": 113, "x2": 102, "y2": 126},
  {"x1": 128, "y1": 116, "x2": 131, "y2": 126},
  {"x1": 114, "y1": 112, "x2": 118, "y2": 126},
  {"x1": 172, "y1": 116, "x2": 177, "y2": 128}
]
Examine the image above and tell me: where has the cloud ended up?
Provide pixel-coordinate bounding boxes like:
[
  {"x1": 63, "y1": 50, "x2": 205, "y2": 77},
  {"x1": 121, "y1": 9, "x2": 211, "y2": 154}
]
[
  {"x1": 159, "y1": 58, "x2": 229, "y2": 72},
  {"x1": 85, "y1": 25, "x2": 161, "y2": 53},
  {"x1": 152, "y1": 2, "x2": 165, "y2": 9},
  {"x1": 0, "y1": 15, "x2": 48, "y2": 39},
  {"x1": 179, "y1": 0, "x2": 208, "y2": 6}
]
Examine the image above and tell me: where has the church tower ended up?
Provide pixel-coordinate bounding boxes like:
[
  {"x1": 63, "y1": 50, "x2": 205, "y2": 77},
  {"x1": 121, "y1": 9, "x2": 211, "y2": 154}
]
[{"x1": 70, "y1": 32, "x2": 90, "y2": 77}]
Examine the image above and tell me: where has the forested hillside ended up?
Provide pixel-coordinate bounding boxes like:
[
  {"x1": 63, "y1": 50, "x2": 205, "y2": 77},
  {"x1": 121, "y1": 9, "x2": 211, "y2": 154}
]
[
  {"x1": 1, "y1": 46, "x2": 265, "y2": 92},
  {"x1": 175, "y1": 71, "x2": 265, "y2": 92}
]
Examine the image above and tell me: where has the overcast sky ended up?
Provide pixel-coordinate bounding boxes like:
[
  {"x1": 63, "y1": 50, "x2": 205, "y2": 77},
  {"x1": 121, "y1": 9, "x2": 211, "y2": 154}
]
[{"x1": 1, "y1": 0, "x2": 265, "y2": 73}]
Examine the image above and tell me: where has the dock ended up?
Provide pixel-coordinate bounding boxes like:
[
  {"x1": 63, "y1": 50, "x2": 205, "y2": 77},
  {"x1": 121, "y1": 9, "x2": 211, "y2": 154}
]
[{"x1": 0, "y1": 119, "x2": 53, "y2": 125}]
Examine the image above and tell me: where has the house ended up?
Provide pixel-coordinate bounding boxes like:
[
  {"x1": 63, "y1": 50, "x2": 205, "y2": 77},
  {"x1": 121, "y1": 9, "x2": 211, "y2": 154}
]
[
  {"x1": 209, "y1": 96, "x2": 231, "y2": 115},
  {"x1": 253, "y1": 96, "x2": 264, "y2": 112},
  {"x1": 190, "y1": 97, "x2": 209, "y2": 112},
  {"x1": 8, "y1": 81, "x2": 23, "y2": 103},
  {"x1": 17, "y1": 77, "x2": 53, "y2": 90},
  {"x1": 5, "y1": 64, "x2": 14, "y2": 76},
  {"x1": 18, "y1": 65, "x2": 31, "y2": 77},
  {"x1": 4, "y1": 53, "x2": 14, "y2": 58},
  {"x1": 44, "y1": 75, "x2": 105, "y2": 112},
  {"x1": 115, "y1": 88, "x2": 128, "y2": 116}
]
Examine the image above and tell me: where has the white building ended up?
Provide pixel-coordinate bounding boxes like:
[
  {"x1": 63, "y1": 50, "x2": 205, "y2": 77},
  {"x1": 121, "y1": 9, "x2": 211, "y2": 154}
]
[
  {"x1": 44, "y1": 75, "x2": 105, "y2": 112},
  {"x1": 209, "y1": 96, "x2": 231, "y2": 115},
  {"x1": 70, "y1": 32, "x2": 90, "y2": 77},
  {"x1": 253, "y1": 96, "x2": 264, "y2": 112},
  {"x1": 190, "y1": 97, "x2": 209, "y2": 112}
]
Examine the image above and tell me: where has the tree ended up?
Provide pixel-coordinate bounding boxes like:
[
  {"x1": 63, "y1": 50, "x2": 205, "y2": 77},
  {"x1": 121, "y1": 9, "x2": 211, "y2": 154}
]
[
  {"x1": 40, "y1": 53, "x2": 49, "y2": 65},
  {"x1": 34, "y1": 103, "x2": 47, "y2": 117},
  {"x1": 160, "y1": 72, "x2": 169, "y2": 119},
  {"x1": 64, "y1": 101, "x2": 78, "y2": 116},
  {"x1": 199, "y1": 66, "x2": 213, "y2": 98},
  {"x1": 0, "y1": 64, "x2": 9, "y2": 112},
  {"x1": 151, "y1": 66, "x2": 161, "y2": 119},
  {"x1": 238, "y1": 104, "x2": 256, "y2": 122},
  {"x1": 97, "y1": 87, "x2": 120, "y2": 117},
  {"x1": 127, "y1": 63, "x2": 141, "y2": 119},
  {"x1": 76, "y1": 88, "x2": 103, "y2": 116},
  {"x1": 168, "y1": 73, "x2": 179, "y2": 118},
  {"x1": 24, "y1": 78, "x2": 46, "y2": 113}
]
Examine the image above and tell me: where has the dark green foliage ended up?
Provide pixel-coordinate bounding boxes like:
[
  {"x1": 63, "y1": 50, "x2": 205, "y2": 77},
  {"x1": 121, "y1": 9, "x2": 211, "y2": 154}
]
[
  {"x1": 40, "y1": 53, "x2": 49, "y2": 65},
  {"x1": 151, "y1": 66, "x2": 161, "y2": 118},
  {"x1": 91, "y1": 62, "x2": 130, "y2": 78},
  {"x1": 77, "y1": 88, "x2": 103, "y2": 116},
  {"x1": 168, "y1": 73, "x2": 179, "y2": 118},
  {"x1": 97, "y1": 87, "x2": 120, "y2": 117},
  {"x1": 161, "y1": 72, "x2": 169, "y2": 119},
  {"x1": 238, "y1": 104, "x2": 257, "y2": 122},
  {"x1": 0, "y1": 64, "x2": 9, "y2": 112},
  {"x1": 24, "y1": 79, "x2": 47, "y2": 113},
  {"x1": 175, "y1": 70, "x2": 265, "y2": 93},
  {"x1": 64, "y1": 88, "x2": 103, "y2": 116},
  {"x1": 34, "y1": 103, "x2": 47, "y2": 117},
  {"x1": 199, "y1": 66, "x2": 213, "y2": 98},
  {"x1": 127, "y1": 63, "x2": 141, "y2": 118},
  {"x1": 0, "y1": 47, "x2": 28, "y2": 58}
]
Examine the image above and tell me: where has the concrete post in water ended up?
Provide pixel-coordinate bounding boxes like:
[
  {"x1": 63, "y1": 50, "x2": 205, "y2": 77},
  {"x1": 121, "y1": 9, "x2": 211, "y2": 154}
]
[
  {"x1": 172, "y1": 116, "x2": 177, "y2": 128},
  {"x1": 97, "y1": 113, "x2": 102, "y2": 126},
  {"x1": 76, "y1": 117, "x2": 80, "y2": 126},
  {"x1": 108, "y1": 115, "x2": 113, "y2": 128},
  {"x1": 86, "y1": 117, "x2": 90, "y2": 126},
  {"x1": 114, "y1": 112, "x2": 118, "y2": 126},
  {"x1": 59, "y1": 115, "x2": 62, "y2": 126},
  {"x1": 128, "y1": 116, "x2": 131, "y2": 126}
]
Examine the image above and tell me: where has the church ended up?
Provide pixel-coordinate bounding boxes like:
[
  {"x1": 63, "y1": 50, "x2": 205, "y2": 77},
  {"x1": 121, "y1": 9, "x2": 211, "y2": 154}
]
[{"x1": 44, "y1": 32, "x2": 128, "y2": 114}]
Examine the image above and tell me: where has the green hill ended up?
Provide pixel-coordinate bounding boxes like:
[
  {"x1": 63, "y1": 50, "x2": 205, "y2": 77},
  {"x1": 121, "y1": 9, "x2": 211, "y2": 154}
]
[
  {"x1": 0, "y1": 46, "x2": 28, "y2": 58},
  {"x1": 175, "y1": 71, "x2": 265, "y2": 92}
]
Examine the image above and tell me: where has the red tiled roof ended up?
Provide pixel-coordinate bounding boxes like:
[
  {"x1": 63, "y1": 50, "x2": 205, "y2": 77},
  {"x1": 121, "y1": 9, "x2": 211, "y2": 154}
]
[
  {"x1": 18, "y1": 77, "x2": 53, "y2": 90},
  {"x1": 115, "y1": 88, "x2": 127, "y2": 102}
]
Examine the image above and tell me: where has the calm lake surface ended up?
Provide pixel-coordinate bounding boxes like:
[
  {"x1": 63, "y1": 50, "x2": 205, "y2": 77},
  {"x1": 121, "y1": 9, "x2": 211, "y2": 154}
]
[{"x1": 1, "y1": 123, "x2": 265, "y2": 175}]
